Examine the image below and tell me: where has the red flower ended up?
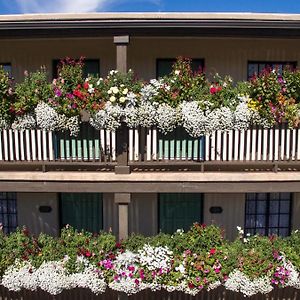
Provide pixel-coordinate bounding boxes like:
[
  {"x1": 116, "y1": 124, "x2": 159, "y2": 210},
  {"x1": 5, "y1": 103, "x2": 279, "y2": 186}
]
[
  {"x1": 83, "y1": 82, "x2": 89, "y2": 90},
  {"x1": 188, "y1": 282, "x2": 195, "y2": 289},
  {"x1": 209, "y1": 248, "x2": 216, "y2": 255},
  {"x1": 85, "y1": 251, "x2": 92, "y2": 257}
]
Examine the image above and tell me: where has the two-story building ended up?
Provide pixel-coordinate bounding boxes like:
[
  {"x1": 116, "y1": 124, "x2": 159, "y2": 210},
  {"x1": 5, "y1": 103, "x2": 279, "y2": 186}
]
[{"x1": 1, "y1": 12, "x2": 300, "y2": 241}]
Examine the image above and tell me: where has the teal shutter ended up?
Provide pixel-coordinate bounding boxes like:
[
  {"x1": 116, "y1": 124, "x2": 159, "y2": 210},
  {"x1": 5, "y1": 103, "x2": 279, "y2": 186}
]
[
  {"x1": 159, "y1": 193, "x2": 203, "y2": 234},
  {"x1": 158, "y1": 127, "x2": 205, "y2": 160},
  {"x1": 60, "y1": 193, "x2": 103, "y2": 233}
]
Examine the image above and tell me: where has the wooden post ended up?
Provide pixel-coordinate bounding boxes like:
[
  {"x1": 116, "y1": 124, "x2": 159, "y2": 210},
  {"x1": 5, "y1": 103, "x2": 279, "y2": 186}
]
[
  {"x1": 114, "y1": 193, "x2": 131, "y2": 241},
  {"x1": 114, "y1": 35, "x2": 130, "y2": 174}
]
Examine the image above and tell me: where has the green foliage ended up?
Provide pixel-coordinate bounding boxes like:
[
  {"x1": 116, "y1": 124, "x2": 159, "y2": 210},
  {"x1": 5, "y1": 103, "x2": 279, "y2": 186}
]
[
  {"x1": 12, "y1": 69, "x2": 51, "y2": 115},
  {"x1": 0, "y1": 66, "x2": 13, "y2": 125}
]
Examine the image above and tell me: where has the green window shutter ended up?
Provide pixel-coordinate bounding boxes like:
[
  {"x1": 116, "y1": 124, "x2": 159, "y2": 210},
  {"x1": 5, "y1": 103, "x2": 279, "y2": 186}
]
[
  {"x1": 60, "y1": 193, "x2": 103, "y2": 233},
  {"x1": 159, "y1": 193, "x2": 203, "y2": 234}
]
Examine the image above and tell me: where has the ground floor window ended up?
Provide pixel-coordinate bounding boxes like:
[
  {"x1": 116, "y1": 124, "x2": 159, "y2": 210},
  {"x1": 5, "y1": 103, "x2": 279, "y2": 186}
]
[
  {"x1": 0, "y1": 192, "x2": 17, "y2": 234},
  {"x1": 245, "y1": 193, "x2": 292, "y2": 237},
  {"x1": 60, "y1": 193, "x2": 103, "y2": 233},
  {"x1": 159, "y1": 193, "x2": 203, "y2": 234}
]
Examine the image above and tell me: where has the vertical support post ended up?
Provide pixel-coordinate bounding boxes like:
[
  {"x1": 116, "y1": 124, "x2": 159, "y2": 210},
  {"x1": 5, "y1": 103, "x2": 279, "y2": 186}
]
[
  {"x1": 114, "y1": 35, "x2": 130, "y2": 73},
  {"x1": 115, "y1": 193, "x2": 131, "y2": 241},
  {"x1": 114, "y1": 35, "x2": 130, "y2": 174}
]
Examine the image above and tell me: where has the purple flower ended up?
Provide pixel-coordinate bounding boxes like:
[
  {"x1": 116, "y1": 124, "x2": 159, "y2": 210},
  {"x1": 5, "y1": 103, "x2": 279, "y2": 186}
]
[{"x1": 54, "y1": 88, "x2": 62, "y2": 97}]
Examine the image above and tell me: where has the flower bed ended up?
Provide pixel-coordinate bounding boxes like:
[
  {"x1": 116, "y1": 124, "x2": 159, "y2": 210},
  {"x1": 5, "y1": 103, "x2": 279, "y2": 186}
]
[
  {"x1": 1, "y1": 57, "x2": 300, "y2": 137},
  {"x1": 1, "y1": 224, "x2": 300, "y2": 297}
]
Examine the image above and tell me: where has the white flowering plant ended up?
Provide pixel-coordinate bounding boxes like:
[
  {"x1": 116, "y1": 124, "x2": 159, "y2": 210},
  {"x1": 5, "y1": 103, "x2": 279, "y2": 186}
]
[{"x1": 1, "y1": 224, "x2": 300, "y2": 297}]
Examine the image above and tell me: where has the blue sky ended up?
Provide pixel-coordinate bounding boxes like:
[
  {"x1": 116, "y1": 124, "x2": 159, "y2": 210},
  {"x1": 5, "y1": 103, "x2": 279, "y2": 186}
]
[{"x1": 0, "y1": 0, "x2": 300, "y2": 14}]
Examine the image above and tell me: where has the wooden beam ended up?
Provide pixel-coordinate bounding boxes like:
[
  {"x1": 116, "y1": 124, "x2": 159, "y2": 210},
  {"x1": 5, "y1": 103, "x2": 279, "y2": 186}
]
[
  {"x1": 114, "y1": 35, "x2": 130, "y2": 73},
  {"x1": 1, "y1": 181, "x2": 300, "y2": 193}
]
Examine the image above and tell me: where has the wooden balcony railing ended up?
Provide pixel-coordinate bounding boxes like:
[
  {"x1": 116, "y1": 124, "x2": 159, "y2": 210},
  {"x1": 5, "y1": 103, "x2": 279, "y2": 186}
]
[{"x1": 1, "y1": 124, "x2": 300, "y2": 172}]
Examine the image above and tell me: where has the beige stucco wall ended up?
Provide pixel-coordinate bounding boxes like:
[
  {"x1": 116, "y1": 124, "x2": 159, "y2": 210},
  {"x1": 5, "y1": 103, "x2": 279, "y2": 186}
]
[
  {"x1": 17, "y1": 192, "x2": 59, "y2": 236},
  {"x1": 129, "y1": 193, "x2": 158, "y2": 236},
  {"x1": 204, "y1": 193, "x2": 245, "y2": 241},
  {"x1": 1, "y1": 37, "x2": 300, "y2": 83},
  {"x1": 129, "y1": 37, "x2": 300, "y2": 81},
  {"x1": 0, "y1": 37, "x2": 114, "y2": 82},
  {"x1": 292, "y1": 193, "x2": 300, "y2": 231}
]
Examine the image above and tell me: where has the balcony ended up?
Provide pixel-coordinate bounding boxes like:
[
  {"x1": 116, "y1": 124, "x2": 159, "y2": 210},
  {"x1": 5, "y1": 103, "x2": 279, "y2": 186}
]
[{"x1": 0, "y1": 123, "x2": 299, "y2": 172}]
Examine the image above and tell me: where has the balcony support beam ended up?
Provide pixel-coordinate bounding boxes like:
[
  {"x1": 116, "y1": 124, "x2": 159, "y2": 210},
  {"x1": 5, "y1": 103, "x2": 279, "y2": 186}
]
[{"x1": 114, "y1": 193, "x2": 131, "y2": 240}]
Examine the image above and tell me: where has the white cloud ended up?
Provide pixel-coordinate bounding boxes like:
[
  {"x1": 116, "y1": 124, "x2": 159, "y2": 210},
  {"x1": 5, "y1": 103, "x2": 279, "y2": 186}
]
[{"x1": 14, "y1": 0, "x2": 108, "y2": 13}]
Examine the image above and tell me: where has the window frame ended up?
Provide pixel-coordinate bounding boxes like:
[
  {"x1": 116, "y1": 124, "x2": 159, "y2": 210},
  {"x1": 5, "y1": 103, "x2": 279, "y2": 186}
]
[
  {"x1": 156, "y1": 58, "x2": 205, "y2": 78},
  {"x1": 0, "y1": 62, "x2": 12, "y2": 77},
  {"x1": 244, "y1": 192, "x2": 293, "y2": 237},
  {"x1": 0, "y1": 192, "x2": 18, "y2": 234},
  {"x1": 247, "y1": 60, "x2": 297, "y2": 79}
]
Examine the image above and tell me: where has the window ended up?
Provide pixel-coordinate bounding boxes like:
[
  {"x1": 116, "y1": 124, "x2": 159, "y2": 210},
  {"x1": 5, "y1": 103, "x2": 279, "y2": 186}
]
[
  {"x1": 245, "y1": 193, "x2": 292, "y2": 237},
  {"x1": 52, "y1": 59, "x2": 100, "y2": 78},
  {"x1": 60, "y1": 193, "x2": 103, "y2": 233},
  {"x1": 159, "y1": 193, "x2": 203, "y2": 234},
  {"x1": 0, "y1": 63, "x2": 12, "y2": 77},
  {"x1": 248, "y1": 61, "x2": 297, "y2": 79},
  {"x1": 156, "y1": 58, "x2": 204, "y2": 78},
  {"x1": 0, "y1": 192, "x2": 18, "y2": 234}
]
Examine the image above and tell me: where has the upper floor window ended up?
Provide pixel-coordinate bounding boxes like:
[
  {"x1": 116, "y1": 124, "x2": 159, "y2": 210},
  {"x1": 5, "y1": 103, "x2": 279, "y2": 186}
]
[
  {"x1": 0, "y1": 192, "x2": 18, "y2": 234},
  {"x1": 159, "y1": 193, "x2": 203, "y2": 234},
  {"x1": 245, "y1": 193, "x2": 292, "y2": 237},
  {"x1": 156, "y1": 58, "x2": 204, "y2": 78},
  {"x1": 52, "y1": 59, "x2": 100, "y2": 78},
  {"x1": 248, "y1": 61, "x2": 297, "y2": 79},
  {"x1": 0, "y1": 63, "x2": 12, "y2": 77}
]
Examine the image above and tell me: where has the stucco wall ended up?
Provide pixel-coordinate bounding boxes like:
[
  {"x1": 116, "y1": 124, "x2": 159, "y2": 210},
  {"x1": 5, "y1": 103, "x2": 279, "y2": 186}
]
[
  {"x1": 204, "y1": 193, "x2": 245, "y2": 241},
  {"x1": 1, "y1": 37, "x2": 300, "y2": 82},
  {"x1": 17, "y1": 192, "x2": 59, "y2": 236}
]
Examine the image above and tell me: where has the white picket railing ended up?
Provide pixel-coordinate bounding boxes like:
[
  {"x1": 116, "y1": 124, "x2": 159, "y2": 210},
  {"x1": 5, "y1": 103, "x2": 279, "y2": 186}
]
[
  {"x1": 0, "y1": 128, "x2": 116, "y2": 162},
  {"x1": 129, "y1": 126, "x2": 300, "y2": 162},
  {"x1": 1, "y1": 126, "x2": 299, "y2": 163}
]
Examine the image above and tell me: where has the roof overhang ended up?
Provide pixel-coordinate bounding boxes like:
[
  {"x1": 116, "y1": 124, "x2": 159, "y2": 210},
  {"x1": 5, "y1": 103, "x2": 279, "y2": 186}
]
[{"x1": 1, "y1": 12, "x2": 300, "y2": 39}]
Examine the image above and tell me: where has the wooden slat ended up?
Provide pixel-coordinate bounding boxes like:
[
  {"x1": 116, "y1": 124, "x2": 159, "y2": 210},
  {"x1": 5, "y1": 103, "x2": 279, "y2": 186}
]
[
  {"x1": 111, "y1": 131, "x2": 116, "y2": 161},
  {"x1": 222, "y1": 132, "x2": 227, "y2": 161},
  {"x1": 297, "y1": 128, "x2": 300, "y2": 160},
  {"x1": 286, "y1": 128, "x2": 291, "y2": 160},
  {"x1": 25, "y1": 130, "x2": 31, "y2": 161},
  {"x1": 274, "y1": 128, "x2": 279, "y2": 161},
  {"x1": 262, "y1": 129, "x2": 268, "y2": 161},
  {"x1": 234, "y1": 130, "x2": 239, "y2": 161},
  {"x1": 251, "y1": 128, "x2": 257, "y2": 161},
  {"x1": 8, "y1": 129, "x2": 14, "y2": 161},
  {"x1": 3, "y1": 130, "x2": 9, "y2": 161},
  {"x1": 257, "y1": 128, "x2": 262, "y2": 161},
  {"x1": 42, "y1": 130, "x2": 48, "y2": 161},
  {"x1": 152, "y1": 128, "x2": 157, "y2": 161},
  {"x1": 216, "y1": 131, "x2": 221, "y2": 161},
  {"x1": 37, "y1": 130, "x2": 42, "y2": 161},
  {"x1": 0, "y1": 131, "x2": 3, "y2": 161},
  {"x1": 239, "y1": 130, "x2": 245, "y2": 161},
  {"x1": 292, "y1": 129, "x2": 296, "y2": 161},
  {"x1": 280, "y1": 126, "x2": 285, "y2": 161},
  {"x1": 20, "y1": 130, "x2": 25, "y2": 161},
  {"x1": 245, "y1": 129, "x2": 251, "y2": 161},
  {"x1": 31, "y1": 130, "x2": 36, "y2": 161},
  {"x1": 128, "y1": 129, "x2": 133, "y2": 161},
  {"x1": 228, "y1": 130, "x2": 233, "y2": 161},
  {"x1": 205, "y1": 134, "x2": 210, "y2": 161},
  {"x1": 269, "y1": 128, "x2": 273, "y2": 161},
  {"x1": 49, "y1": 132, "x2": 54, "y2": 161},
  {"x1": 210, "y1": 132, "x2": 216, "y2": 161},
  {"x1": 134, "y1": 128, "x2": 139, "y2": 161}
]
